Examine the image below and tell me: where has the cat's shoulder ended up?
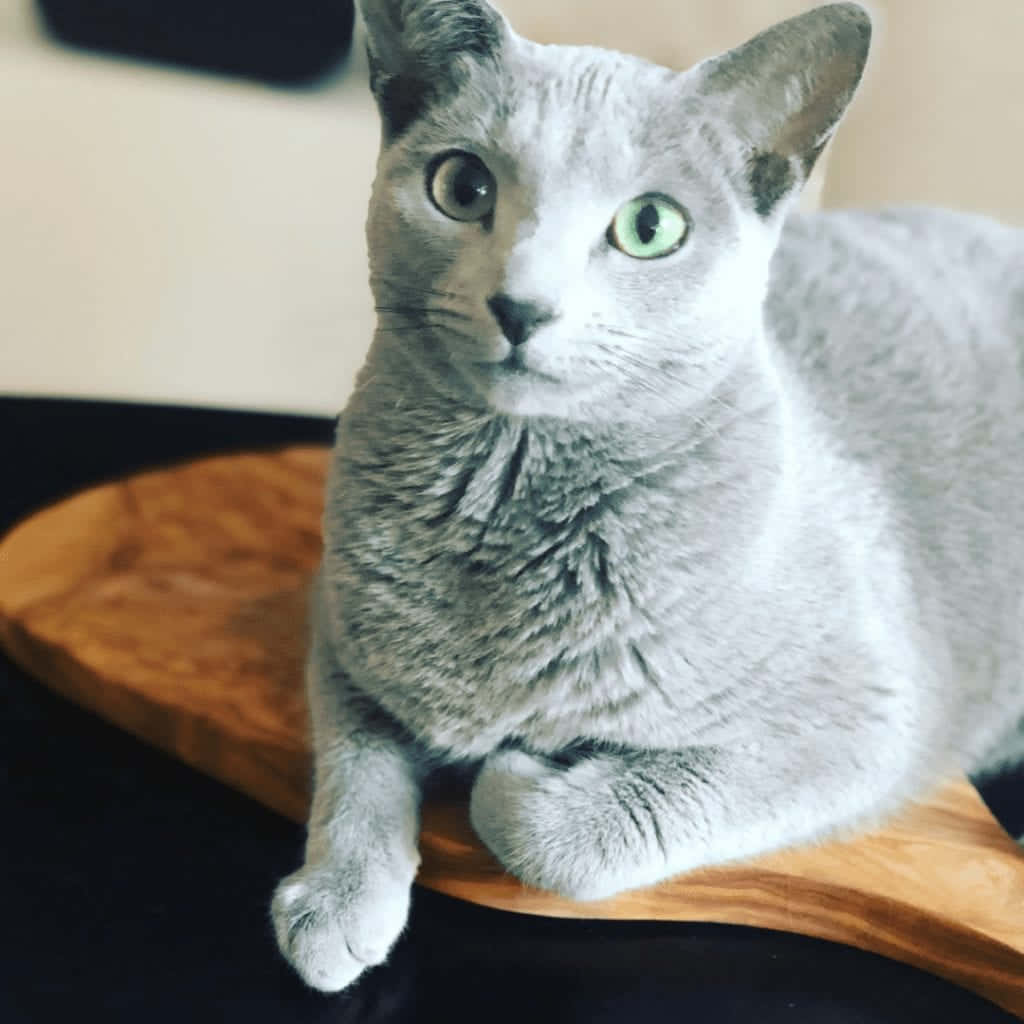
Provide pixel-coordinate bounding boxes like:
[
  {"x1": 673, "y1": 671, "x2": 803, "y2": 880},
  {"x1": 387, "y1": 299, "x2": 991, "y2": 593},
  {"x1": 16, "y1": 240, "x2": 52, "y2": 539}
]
[
  {"x1": 769, "y1": 204, "x2": 1023, "y2": 340},
  {"x1": 775, "y1": 204, "x2": 1023, "y2": 283}
]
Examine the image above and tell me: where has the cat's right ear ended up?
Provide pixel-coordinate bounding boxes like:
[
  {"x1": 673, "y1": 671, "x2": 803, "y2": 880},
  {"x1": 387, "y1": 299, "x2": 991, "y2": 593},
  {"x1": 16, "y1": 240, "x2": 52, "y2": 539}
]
[
  {"x1": 357, "y1": 0, "x2": 509, "y2": 140},
  {"x1": 696, "y1": 3, "x2": 872, "y2": 219}
]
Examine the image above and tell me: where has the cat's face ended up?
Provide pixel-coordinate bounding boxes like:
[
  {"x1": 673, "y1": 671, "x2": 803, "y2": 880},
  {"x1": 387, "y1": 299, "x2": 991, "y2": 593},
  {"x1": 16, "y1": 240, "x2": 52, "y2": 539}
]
[{"x1": 359, "y1": 1, "x2": 870, "y2": 421}]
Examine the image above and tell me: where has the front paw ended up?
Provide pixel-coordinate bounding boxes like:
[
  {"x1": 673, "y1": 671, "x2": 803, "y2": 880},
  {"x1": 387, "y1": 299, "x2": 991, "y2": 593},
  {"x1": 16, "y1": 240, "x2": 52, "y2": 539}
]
[
  {"x1": 469, "y1": 748, "x2": 649, "y2": 902},
  {"x1": 271, "y1": 859, "x2": 413, "y2": 993}
]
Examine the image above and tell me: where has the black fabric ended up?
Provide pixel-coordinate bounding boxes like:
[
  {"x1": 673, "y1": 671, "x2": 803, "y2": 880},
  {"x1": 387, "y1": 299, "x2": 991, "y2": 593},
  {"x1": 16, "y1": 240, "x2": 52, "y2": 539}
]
[
  {"x1": 0, "y1": 397, "x2": 1018, "y2": 1023},
  {"x1": 0, "y1": 396, "x2": 335, "y2": 531},
  {"x1": 35, "y1": 0, "x2": 355, "y2": 86}
]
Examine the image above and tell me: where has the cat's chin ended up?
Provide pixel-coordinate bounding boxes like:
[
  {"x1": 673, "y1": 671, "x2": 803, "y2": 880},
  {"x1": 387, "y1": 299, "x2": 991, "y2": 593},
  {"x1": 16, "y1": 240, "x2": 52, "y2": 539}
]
[
  {"x1": 474, "y1": 355, "x2": 560, "y2": 387},
  {"x1": 460, "y1": 357, "x2": 574, "y2": 416}
]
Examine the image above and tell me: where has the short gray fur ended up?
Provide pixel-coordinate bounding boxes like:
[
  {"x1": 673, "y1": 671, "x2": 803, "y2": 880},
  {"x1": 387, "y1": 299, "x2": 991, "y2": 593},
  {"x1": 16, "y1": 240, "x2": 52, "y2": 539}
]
[{"x1": 271, "y1": 0, "x2": 1024, "y2": 992}]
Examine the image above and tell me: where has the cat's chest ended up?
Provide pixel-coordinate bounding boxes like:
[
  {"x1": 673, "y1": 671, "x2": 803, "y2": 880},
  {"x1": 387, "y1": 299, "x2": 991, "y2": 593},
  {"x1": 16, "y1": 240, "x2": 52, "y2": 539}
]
[
  {"x1": 320, "y1": 409, "x2": 782, "y2": 755},
  {"x1": 326, "y1": 472, "x2": 690, "y2": 755}
]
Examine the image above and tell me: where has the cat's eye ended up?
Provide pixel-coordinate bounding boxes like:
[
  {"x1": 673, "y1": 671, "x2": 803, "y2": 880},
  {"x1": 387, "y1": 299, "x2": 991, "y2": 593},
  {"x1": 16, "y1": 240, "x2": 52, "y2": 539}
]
[
  {"x1": 428, "y1": 152, "x2": 497, "y2": 223},
  {"x1": 608, "y1": 194, "x2": 688, "y2": 259}
]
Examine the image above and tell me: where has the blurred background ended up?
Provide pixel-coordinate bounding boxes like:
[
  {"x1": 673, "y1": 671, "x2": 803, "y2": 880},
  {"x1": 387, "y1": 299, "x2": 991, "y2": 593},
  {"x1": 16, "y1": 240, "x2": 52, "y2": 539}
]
[{"x1": 2, "y1": 0, "x2": 1022, "y2": 418}]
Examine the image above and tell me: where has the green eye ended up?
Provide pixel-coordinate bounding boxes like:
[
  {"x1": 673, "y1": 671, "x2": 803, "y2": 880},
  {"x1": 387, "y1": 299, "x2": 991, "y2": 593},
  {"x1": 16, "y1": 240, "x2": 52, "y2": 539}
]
[
  {"x1": 608, "y1": 194, "x2": 688, "y2": 259},
  {"x1": 428, "y1": 151, "x2": 497, "y2": 222}
]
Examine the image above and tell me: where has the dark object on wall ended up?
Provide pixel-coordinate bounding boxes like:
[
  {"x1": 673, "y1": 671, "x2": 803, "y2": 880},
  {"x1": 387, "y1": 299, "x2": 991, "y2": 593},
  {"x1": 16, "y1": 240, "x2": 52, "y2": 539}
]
[{"x1": 35, "y1": 0, "x2": 356, "y2": 86}]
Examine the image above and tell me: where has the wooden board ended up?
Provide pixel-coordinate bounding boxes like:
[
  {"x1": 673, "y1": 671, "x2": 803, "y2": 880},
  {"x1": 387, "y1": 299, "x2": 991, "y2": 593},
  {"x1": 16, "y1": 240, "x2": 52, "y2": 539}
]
[{"x1": 1, "y1": 446, "x2": 1022, "y2": 1016}]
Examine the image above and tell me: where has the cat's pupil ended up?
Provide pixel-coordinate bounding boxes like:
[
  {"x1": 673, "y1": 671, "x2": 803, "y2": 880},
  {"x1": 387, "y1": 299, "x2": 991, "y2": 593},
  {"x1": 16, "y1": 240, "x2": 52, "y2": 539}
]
[
  {"x1": 636, "y1": 203, "x2": 660, "y2": 245},
  {"x1": 453, "y1": 163, "x2": 491, "y2": 208}
]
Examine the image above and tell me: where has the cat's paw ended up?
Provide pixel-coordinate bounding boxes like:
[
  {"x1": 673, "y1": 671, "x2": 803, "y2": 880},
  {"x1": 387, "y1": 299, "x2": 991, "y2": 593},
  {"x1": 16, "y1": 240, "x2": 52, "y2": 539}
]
[
  {"x1": 271, "y1": 859, "x2": 413, "y2": 993},
  {"x1": 469, "y1": 748, "x2": 650, "y2": 902}
]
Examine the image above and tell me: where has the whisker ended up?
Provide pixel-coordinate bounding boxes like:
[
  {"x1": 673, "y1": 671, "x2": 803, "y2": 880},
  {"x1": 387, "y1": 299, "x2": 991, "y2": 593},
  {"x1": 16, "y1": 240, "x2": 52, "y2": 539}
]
[
  {"x1": 371, "y1": 281, "x2": 476, "y2": 317},
  {"x1": 589, "y1": 339, "x2": 749, "y2": 418},
  {"x1": 349, "y1": 373, "x2": 378, "y2": 396},
  {"x1": 370, "y1": 278, "x2": 468, "y2": 305},
  {"x1": 584, "y1": 319, "x2": 708, "y2": 352},
  {"x1": 379, "y1": 323, "x2": 482, "y2": 345},
  {"x1": 375, "y1": 305, "x2": 473, "y2": 322},
  {"x1": 587, "y1": 345, "x2": 783, "y2": 463}
]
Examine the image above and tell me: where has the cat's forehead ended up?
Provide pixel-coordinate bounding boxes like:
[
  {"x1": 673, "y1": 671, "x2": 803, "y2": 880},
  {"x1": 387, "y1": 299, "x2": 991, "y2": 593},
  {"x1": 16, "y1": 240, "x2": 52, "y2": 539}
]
[
  {"x1": 408, "y1": 39, "x2": 698, "y2": 190},
  {"x1": 498, "y1": 40, "x2": 683, "y2": 161},
  {"x1": 502, "y1": 40, "x2": 679, "y2": 128}
]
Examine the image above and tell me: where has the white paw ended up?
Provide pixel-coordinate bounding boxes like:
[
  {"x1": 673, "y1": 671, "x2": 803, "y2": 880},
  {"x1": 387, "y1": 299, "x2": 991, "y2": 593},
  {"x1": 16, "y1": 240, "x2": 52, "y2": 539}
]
[{"x1": 271, "y1": 859, "x2": 413, "y2": 993}]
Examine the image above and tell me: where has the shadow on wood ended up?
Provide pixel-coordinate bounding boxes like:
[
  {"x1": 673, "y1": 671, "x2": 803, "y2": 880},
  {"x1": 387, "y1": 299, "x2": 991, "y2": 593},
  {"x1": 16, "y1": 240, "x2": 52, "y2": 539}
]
[{"x1": 1, "y1": 446, "x2": 1021, "y2": 1016}]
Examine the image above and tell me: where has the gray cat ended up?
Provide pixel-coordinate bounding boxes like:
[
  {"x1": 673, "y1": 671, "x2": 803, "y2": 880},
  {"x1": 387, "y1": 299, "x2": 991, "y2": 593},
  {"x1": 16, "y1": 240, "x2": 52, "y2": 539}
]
[{"x1": 271, "y1": 0, "x2": 1024, "y2": 992}]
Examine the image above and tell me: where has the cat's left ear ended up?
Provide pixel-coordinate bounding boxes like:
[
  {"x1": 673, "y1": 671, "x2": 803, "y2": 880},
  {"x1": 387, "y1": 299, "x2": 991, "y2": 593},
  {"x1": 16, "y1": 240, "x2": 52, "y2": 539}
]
[
  {"x1": 697, "y1": 2, "x2": 872, "y2": 218},
  {"x1": 356, "y1": 0, "x2": 510, "y2": 140}
]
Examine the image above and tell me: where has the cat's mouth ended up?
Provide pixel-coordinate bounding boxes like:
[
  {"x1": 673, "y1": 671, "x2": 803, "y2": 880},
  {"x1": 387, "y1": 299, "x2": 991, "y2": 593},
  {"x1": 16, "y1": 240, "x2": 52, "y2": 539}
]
[
  {"x1": 499, "y1": 350, "x2": 531, "y2": 375},
  {"x1": 474, "y1": 349, "x2": 560, "y2": 385}
]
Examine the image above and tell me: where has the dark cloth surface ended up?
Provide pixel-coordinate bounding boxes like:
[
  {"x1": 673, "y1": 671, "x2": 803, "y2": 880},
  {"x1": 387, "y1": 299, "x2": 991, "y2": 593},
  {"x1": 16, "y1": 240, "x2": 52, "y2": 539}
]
[{"x1": 1, "y1": 396, "x2": 1018, "y2": 1023}]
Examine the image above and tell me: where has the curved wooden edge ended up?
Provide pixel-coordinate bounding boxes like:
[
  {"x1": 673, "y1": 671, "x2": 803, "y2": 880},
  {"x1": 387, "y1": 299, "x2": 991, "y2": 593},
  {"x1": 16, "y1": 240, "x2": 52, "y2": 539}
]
[
  {"x1": 1, "y1": 446, "x2": 1022, "y2": 1018},
  {"x1": 417, "y1": 798, "x2": 1024, "y2": 1017}
]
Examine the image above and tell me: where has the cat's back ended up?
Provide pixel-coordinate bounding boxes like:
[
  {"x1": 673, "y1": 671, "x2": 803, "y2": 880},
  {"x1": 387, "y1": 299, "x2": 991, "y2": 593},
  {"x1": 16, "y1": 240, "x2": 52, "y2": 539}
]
[
  {"x1": 770, "y1": 205, "x2": 1024, "y2": 393},
  {"x1": 767, "y1": 205, "x2": 1024, "y2": 721},
  {"x1": 767, "y1": 205, "x2": 1024, "y2": 457}
]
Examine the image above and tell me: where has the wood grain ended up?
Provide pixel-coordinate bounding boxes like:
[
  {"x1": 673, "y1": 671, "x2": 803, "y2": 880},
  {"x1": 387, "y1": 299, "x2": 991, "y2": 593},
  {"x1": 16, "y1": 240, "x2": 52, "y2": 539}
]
[{"x1": 1, "y1": 446, "x2": 1022, "y2": 1016}]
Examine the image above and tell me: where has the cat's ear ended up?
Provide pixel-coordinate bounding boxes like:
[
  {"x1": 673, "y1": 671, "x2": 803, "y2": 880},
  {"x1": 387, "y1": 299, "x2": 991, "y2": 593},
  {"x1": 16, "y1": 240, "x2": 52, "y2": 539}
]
[
  {"x1": 697, "y1": 2, "x2": 871, "y2": 218},
  {"x1": 356, "y1": 0, "x2": 508, "y2": 139}
]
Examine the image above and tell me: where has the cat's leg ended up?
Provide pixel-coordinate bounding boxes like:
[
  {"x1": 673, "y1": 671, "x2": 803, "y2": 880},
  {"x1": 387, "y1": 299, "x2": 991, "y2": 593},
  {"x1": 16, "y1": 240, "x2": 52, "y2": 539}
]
[
  {"x1": 271, "y1": 581, "x2": 422, "y2": 992},
  {"x1": 469, "y1": 738, "x2": 910, "y2": 901}
]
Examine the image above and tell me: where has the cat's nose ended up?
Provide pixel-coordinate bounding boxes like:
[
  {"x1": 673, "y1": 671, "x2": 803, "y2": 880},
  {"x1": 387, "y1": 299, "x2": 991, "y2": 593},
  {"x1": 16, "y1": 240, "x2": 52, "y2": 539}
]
[{"x1": 487, "y1": 293, "x2": 556, "y2": 347}]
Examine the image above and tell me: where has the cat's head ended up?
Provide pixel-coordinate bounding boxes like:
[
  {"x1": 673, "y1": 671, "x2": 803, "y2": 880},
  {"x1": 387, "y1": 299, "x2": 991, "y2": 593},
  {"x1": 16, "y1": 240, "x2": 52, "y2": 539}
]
[{"x1": 357, "y1": 0, "x2": 870, "y2": 420}]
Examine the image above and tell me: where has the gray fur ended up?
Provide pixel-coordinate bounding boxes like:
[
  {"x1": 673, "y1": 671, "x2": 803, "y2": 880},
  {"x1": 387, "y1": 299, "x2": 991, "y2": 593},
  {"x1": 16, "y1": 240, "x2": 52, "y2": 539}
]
[
  {"x1": 362, "y1": 0, "x2": 507, "y2": 137},
  {"x1": 272, "y1": 0, "x2": 1024, "y2": 991}
]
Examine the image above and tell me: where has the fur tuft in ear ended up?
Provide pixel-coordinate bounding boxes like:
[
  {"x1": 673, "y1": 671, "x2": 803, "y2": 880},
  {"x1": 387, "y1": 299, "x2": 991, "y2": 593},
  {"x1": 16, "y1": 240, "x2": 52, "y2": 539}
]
[
  {"x1": 357, "y1": 0, "x2": 506, "y2": 139},
  {"x1": 699, "y1": 2, "x2": 872, "y2": 217}
]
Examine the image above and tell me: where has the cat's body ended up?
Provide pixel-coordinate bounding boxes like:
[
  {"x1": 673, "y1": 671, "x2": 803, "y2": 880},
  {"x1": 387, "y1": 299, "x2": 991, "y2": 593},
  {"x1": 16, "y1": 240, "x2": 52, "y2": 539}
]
[
  {"x1": 271, "y1": 1, "x2": 1024, "y2": 993},
  {"x1": 771, "y1": 207, "x2": 1024, "y2": 772},
  {"x1": 326, "y1": 204, "x2": 1024, "y2": 770}
]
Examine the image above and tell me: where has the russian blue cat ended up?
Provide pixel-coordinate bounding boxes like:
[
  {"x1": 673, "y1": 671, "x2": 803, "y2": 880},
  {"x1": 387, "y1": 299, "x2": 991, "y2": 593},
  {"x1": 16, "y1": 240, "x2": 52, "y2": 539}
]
[{"x1": 271, "y1": 0, "x2": 1024, "y2": 992}]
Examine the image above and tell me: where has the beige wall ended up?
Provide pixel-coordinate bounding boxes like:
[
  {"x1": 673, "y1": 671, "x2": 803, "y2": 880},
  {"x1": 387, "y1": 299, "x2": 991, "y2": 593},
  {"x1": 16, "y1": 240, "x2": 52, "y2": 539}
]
[
  {"x1": 2, "y1": 1, "x2": 1022, "y2": 415},
  {"x1": 501, "y1": 0, "x2": 810, "y2": 69},
  {"x1": 827, "y1": 0, "x2": 1024, "y2": 224},
  {"x1": 503, "y1": 0, "x2": 1024, "y2": 225}
]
